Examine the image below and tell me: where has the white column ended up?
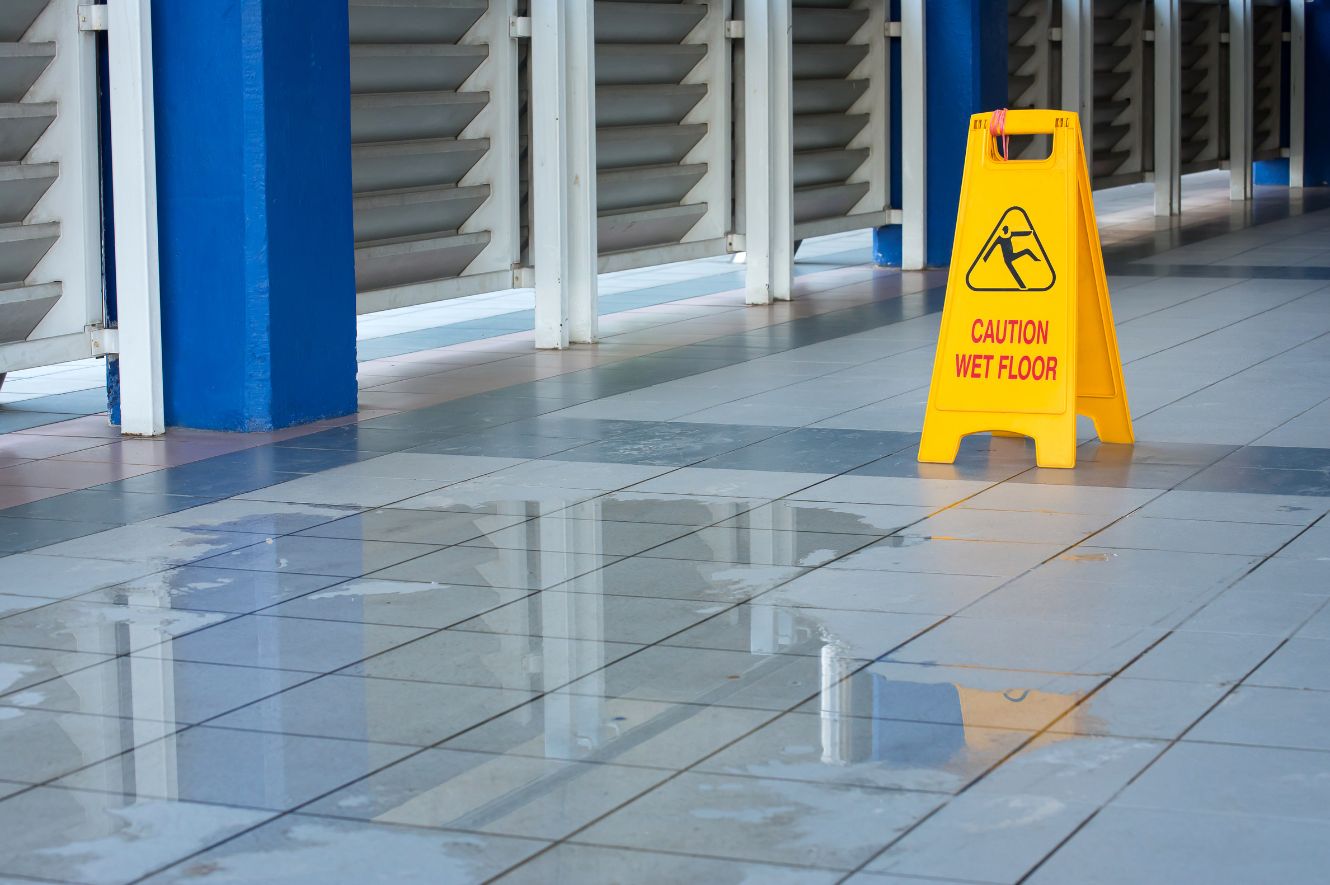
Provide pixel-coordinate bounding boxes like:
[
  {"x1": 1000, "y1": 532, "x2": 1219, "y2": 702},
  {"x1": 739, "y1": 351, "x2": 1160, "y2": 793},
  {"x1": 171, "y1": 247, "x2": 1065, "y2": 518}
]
[
  {"x1": 531, "y1": 0, "x2": 598, "y2": 348},
  {"x1": 1229, "y1": 0, "x2": 1254, "y2": 201},
  {"x1": 900, "y1": 0, "x2": 926, "y2": 269},
  {"x1": 1153, "y1": 0, "x2": 1181, "y2": 215},
  {"x1": 743, "y1": 0, "x2": 793, "y2": 305},
  {"x1": 1289, "y1": 0, "x2": 1307, "y2": 189},
  {"x1": 108, "y1": 0, "x2": 164, "y2": 436},
  {"x1": 1061, "y1": 0, "x2": 1093, "y2": 164}
]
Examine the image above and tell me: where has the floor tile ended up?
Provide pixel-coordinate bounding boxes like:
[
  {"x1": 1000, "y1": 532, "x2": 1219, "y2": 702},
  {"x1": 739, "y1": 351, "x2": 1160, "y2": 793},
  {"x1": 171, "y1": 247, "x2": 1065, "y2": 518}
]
[
  {"x1": 903, "y1": 508, "x2": 1110, "y2": 545},
  {"x1": 554, "y1": 490, "x2": 767, "y2": 526},
  {"x1": 577, "y1": 771, "x2": 942, "y2": 870},
  {"x1": 372, "y1": 546, "x2": 618, "y2": 591},
  {"x1": 443, "y1": 694, "x2": 775, "y2": 770},
  {"x1": 3, "y1": 659, "x2": 314, "y2": 725},
  {"x1": 209, "y1": 674, "x2": 535, "y2": 746},
  {"x1": 1243, "y1": 637, "x2": 1330, "y2": 689},
  {"x1": 1120, "y1": 630, "x2": 1280, "y2": 684},
  {"x1": 1180, "y1": 588, "x2": 1327, "y2": 637},
  {"x1": 262, "y1": 578, "x2": 526, "y2": 629},
  {"x1": 0, "y1": 644, "x2": 113, "y2": 694},
  {"x1": 295, "y1": 507, "x2": 528, "y2": 545},
  {"x1": 54, "y1": 725, "x2": 416, "y2": 811},
  {"x1": 77, "y1": 566, "x2": 342, "y2": 614},
  {"x1": 960, "y1": 482, "x2": 1161, "y2": 516},
  {"x1": 306, "y1": 747, "x2": 668, "y2": 840},
  {"x1": 554, "y1": 557, "x2": 806, "y2": 603},
  {"x1": 0, "y1": 553, "x2": 164, "y2": 600},
  {"x1": 143, "y1": 499, "x2": 359, "y2": 535},
  {"x1": 29, "y1": 525, "x2": 271, "y2": 570},
  {"x1": 0, "y1": 707, "x2": 178, "y2": 783},
  {"x1": 661, "y1": 604, "x2": 938, "y2": 659},
  {"x1": 969, "y1": 733, "x2": 1166, "y2": 805},
  {"x1": 757, "y1": 568, "x2": 1002, "y2": 615},
  {"x1": 0, "y1": 600, "x2": 231, "y2": 655},
  {"x1": 192, "y1": 535, "x2": 439, "y2": 578},
  {"x1": 1187, "y1": 683, "x2": 1330, "y2": 751},
  {"x1": 696, "y1": 709, "x2": 1029, "y2": 793},
  {"x1": 1088, "y1": 515, "x2": 1303, "y2": 555},
  {"x1": 238, "y1": 473, "x2": 449, "y2": 508},
  {"x1": 451, "y1": 591, "x2": 723, "y2": 644},
  {"x1": 387, "y1": 481, "x2": 603, "y2": 517},
  {"x1": 712, "y1": 499, "x2": 934, "y2": 536},
  {"x1": 790, "y1": 475, "x2": 991, "y2": 508},
  {"x1": 153, "y1": 614, "x2": 429, "y2": 673},
  {"x1": 1026, "y1": 805, "x2": 1330, "y2": 885},
  {"x1": 1030, "y1": 546, "x2": 1260, "y2": 591},
  {"x1": 641, "y1": 526, "x2": 879, "y2": 567},
  {"x1": 1135, "y1": 489, "x2": 1330, "y2": 525},
  {"x1": 629, "y1": 467, "x2": 832, "y2": 499},
  {"x1": 494, "y1": 843, "x2": 840, "y2": 885},
  {"x1": 830, "y1": 536, "x2": 1064, "y2": 578},
  {"x1": 345, "y1": 631, "x2": 642, "y2": 692},
  {"x1": 0, "y1": 515, "x2": 120, "y2": 553},
  {"x1": 886, "y1": 617, "x2": 1162, "y2": 676},
  {"x1": 460, "y1": 517, "x2": 694, "y2": 556},
  {"x1": 1046, "y1": 677, "x2": 1227, "y2": 739},
  {"x1": 142, "y1": 814, "x2": 546, "y2": 884},
  {"x1": 0, "y1": 786, "x2": 272, "y2": 885}
]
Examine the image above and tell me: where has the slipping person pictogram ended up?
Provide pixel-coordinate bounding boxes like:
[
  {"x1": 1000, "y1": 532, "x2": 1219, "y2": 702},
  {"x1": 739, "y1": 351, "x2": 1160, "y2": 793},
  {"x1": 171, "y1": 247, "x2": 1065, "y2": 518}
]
[{"x1": 965, "y1": 206, "x2": 1055, "y2": 292}]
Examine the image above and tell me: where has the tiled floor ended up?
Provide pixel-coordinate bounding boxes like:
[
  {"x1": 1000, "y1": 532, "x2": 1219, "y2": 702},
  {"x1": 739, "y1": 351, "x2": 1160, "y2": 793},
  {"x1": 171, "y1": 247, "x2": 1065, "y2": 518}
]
[{"x1": 2, "y1": 173, "x2": 1330, "y2": 883}]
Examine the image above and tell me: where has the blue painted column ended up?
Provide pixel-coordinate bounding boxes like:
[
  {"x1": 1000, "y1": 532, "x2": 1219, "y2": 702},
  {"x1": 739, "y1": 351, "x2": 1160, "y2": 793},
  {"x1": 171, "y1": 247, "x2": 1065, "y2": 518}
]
[
  {"x1": 1306, "y1": 1, "x2": 1330, "y2": 186},
  {"x1": 152, "y1": 0, "x2": 357, "y2": 431},
  {"x1": 874, "y1": 0, "x2": 1008, "y2": 268}
]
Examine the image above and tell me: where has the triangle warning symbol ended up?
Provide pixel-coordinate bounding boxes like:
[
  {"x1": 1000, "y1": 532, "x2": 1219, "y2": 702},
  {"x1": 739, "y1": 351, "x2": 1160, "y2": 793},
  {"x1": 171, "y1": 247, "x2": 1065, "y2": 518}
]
[{"x1": 965, "y1": 206, "x2": 1056, "y2": 293}]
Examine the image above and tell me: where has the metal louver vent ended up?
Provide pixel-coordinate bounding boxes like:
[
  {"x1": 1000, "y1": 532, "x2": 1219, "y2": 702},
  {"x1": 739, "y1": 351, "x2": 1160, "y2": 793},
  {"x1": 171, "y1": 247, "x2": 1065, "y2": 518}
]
[
  {"x1": 789, "y1": 0, "x2": 878, "y2": 235},
  {"x1": 593, "y1": 0, "x2": 728, "y2": 268},
  {"x1": 1251, "y1": 0, "x2": 1284, "y2": 161},
  {"x1": 1179, "y1": 1, "x2": 1225, "y2": 173},
  {"x1": 0, "y1": 0, "x2": 61, "y2": 348},
  {"x1": 1007, "y1": 0, "x2": 1056, "y2": 160},
  {"x1": 1090, "y1": 0, "x2": 1148, "y2": 185},
  {"x1": 349, "y1": 0, "x2": 522, "y2": 313}
]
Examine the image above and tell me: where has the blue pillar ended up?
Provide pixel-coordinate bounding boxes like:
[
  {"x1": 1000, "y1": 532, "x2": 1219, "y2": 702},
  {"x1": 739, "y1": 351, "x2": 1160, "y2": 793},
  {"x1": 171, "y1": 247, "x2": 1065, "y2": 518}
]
[
  {"x1": 152, "y1": 0, "x2": 357, "y2": 432},
  {"x1": 1307, "y1": 2, "x2": 1330, "y2": 186},
  {"x1": 874, "y1": 0, "x2": 1009, "y2": 268}
]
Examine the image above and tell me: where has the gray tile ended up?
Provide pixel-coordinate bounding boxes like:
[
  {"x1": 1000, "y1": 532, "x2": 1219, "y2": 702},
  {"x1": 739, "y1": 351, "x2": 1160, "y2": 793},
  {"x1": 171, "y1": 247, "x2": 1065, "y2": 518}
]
[
  {"x1": 555, "y1": 557, "x2": 806, "y2": 604},
  {"x1": 1180, "y1": 588, "x2": 1327, "y2": 637},
  {"x1": 1188, "y1": 685, "x2": 1330, "y2": 752},
  {"x1": 451, "y1": 591, "x2": 723, "y2": 644},
  {"x1": 55, "y1": 726, "x2": 416, "y2": 811},
  {"x1": 238, "y1": 473, "x2": 451, "y2": 508},
  {"x1": 155, "y1": 614, "x2": 429, "y2": 673},
  {"x1": 1032, "y1": 546, "x2": 1260, "y2": 592},
  {"x1": 373, "y1": 546, "x2": 618, "y2": 591},
  {"x1": 830, "y1": 536, "x2": 1063, "y2": 578},
  {"x1": 1244, "y1": 637, "x2": 1330, "y2": 689},
  {"x1": 480, "y1": 459, "x2": 674, "y2": 491},
  {"x1": 0, "y1": 707, "x2": 178, "y2": 784},
  {"x1": 209, "y1": 674, "x2": 535, "y2": 746},
  {"x1": 0, "y1": 787, "x2": 272, "y2": 885},
  {"x1": 642, "y1": 526, "x2": 878, "y2": 567},
  {"x1": 697, "y1": 710, "x2": 1028, "y2": 793},
  {"x1": 1121, "y1": 631, "x2": 1280, "y2": 684},
  {"x1": 554, "y1": 491, "x2": 767, "y2": 526},
  {"x1": 193, "y1": 536, "x2": 439, "y2": 578},
  {"x1": 1277, "y1": 524, "x2": 1330, "y2": 560},
  {"x1": 713, "y1": 500, "x2": 934, "y2": 536},
  {"x1": 1027, "y1": 805, "x2": 1330, "y2": 885},
  {"x1": 145, "y1": 499, "x2": 359, "y2": 535},
  {"x1": 389, "y1": 481, "x2": 602, "y2": 517},
  {"x1": 1233, "y1": 557, "x2": 1330, "y2": 596},
  {"x1": 0, "y1": 600, "x2": 231, "y2": 655},
  {"x1": 757, "y1": 568, "x2": 1003, "y2": 615},
  {"x1": 887, "y1": 617, "x2": 1163, "y2": 675},
  {"x1": 961, "y1": 482, "x2": 1161, "y2": 516},
  {"x1": 1047, "y1": 678, "x2": 1227, "y2": 739},
  {"x1": 3, "y1": 659, "x2": 314, "y2": 724},
  {"x1": 1135, "y1": 490, "x2": 1330, "y2": 525},
  {"x1": 903, "y1": 508, "x2": 1110, "y2": 545},
  {"x1": 0, "y1": 644, "x2": 112, "y2": 695},
  {"x1": 296, "y1": 507, "x2": 529, "y2": 545},
  {"x1": 958, "y1": 576, "x2": 1217, "y2": 628},
  {"x1": 345, "y1": 631, "x2": 642, "y2": 692},
  {"x1": 0, "y1": 553, "x2": 163, "y2": 600},
  {"x1": 78, "y1": 566, "x2": 342, "y2": 614},
  {"x1": 494, "y1": 843, "x2": 840, "y2": 885},
  {"x1": 576, "y1": 771, "x2": 942, "y2": 870},
  {"x1": 1181, "y1": 464, "x2": 1330, "y2": 497},
  {"x1": 1088, "y1": 515, "x2": 1303, "y2": 555},
  {"x1": 29, "y1": 525, "x2": 271, "y2": 569},
  {"x1": 866, "y1": 792, "x2": 1098, "y2": 884},
  {"x1": 629, "y1": 467, "x2": 832, "y2": 499},
  {"x1": 791, "y1": 475, "x2": 991, "y2": 508},
  {"x1": 662, "y1": 604, "x2": 938, "y2": 659},
  {"x1": 263, "y1": 578, "x2": 526, "y2": 629},
  {"x1": 970, "y1": 733, "x2": 1167, "y2": 805},
  {"x1": 563, "y1": 645, "x2": 847, "y2": 712},
  {"x1": 0, "y1": 515, "x2": 120, "y2": 554},
  {"x1": 327, "y1": 452, "x2": 524, "y2": 481},
  {"x1": 443, "y1": 695, "x2": 775, "y2": 770},
  {"x1": 307, "y1": 747, "x2": 668, "y2": 840},
  {"x1": 142, "y1": 813, "x2": 545, "y2": 884},
  {"x1": 461, "y1": 517, "x2": 695, "y2": 556},
  {"x1": 1117, "y1": 741, "x2": 1330, "y2": 821}
]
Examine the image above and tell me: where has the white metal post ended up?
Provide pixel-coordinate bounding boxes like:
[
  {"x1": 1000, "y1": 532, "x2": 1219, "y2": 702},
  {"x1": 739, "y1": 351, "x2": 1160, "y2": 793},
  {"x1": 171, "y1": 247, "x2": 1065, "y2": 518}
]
[
  {"x1": 1061, "y1": 0, "x2": 1093, "y2": 164},
  {"x1": 901, "y1": 0, "x2": 926, "y2": 269},
  {"x1": 1289, "y1": 0, "x2": 1306, "y2": 189},
  {"x1": 108, "y1": 0, "x2": 164, "y2": 436},
  {"x1": 1229, "y1": 0, "x2": 1254, "y2": 200},
  {"x1": 531, "y1": 0, "x2": 598, "y2": 348},
  {"x1": 1154, "y1": 0, "x2": 1181, "y2": 215},
  {"x1": 743, "y1": 0, "x2": 793, "y2": 305}
]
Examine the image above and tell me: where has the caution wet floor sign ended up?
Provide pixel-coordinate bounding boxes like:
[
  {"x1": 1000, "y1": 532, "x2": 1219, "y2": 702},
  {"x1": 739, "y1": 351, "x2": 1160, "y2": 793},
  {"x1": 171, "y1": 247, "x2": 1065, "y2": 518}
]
[{"x1": 919, "y1": 110, "x2": 1132, "y2": 469}]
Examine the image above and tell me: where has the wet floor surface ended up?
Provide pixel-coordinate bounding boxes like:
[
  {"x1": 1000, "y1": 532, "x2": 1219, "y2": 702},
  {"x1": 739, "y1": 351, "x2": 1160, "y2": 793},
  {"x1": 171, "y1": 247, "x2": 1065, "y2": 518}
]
[{"x1": 2, "y1": 179, "x2": 1330, "y2": 883}]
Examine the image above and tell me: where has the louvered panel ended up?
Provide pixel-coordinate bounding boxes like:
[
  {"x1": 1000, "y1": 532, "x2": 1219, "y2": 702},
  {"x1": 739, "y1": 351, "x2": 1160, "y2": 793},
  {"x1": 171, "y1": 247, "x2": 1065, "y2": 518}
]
[
  {"x1": 592, "y1": 0, "x2": 728, "y2": 267},
  {"x1": 1089, "y1": 0, "x2": 1148, "y2": 186},
  {"x1": 350, "y1": 1, "x2": 523, "y2": 312},
  {"x1": 1179, "y1": 1, "x2": 1225, "y2": 173},
  {"x1": 1251, "y1": 2, "x2": 1284, "y2": 161},
  {"x1": 790, "y1": 0, "x2": 888, "y2": 239},
  {"x1": 0, "y1": 0, "x2": 102, "y2": 367}
]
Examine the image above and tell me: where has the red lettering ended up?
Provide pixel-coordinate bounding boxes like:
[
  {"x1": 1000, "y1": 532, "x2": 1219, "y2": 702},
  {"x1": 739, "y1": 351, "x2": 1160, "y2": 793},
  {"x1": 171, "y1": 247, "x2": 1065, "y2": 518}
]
[
  {"x1": 955, "y1": 353, "x2": 974, "y2": 377},
  {"x1": 1036, "y1": 320, "x2": 1049, "y2": 345},
  {"x1": 971, "y1": 319, "x2": 983, "y2": 343},
  {"x1": 1046, "y1": 355, "x2": 1057, "y2": 380}
]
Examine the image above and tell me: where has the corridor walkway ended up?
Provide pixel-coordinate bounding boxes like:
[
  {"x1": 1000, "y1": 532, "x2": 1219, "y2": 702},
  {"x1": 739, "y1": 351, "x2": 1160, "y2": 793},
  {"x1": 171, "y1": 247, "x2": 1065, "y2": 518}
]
[{"x1": 2, "y1": 174, "x2": 1330, "y2": 883}]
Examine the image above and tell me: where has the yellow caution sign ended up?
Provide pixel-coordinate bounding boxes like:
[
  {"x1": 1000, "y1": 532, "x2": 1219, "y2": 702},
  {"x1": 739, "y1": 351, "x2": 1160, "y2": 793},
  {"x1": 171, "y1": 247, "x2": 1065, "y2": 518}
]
[{"x1": 918, "y1": 109, "x2": 1133, "y2": 469}]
